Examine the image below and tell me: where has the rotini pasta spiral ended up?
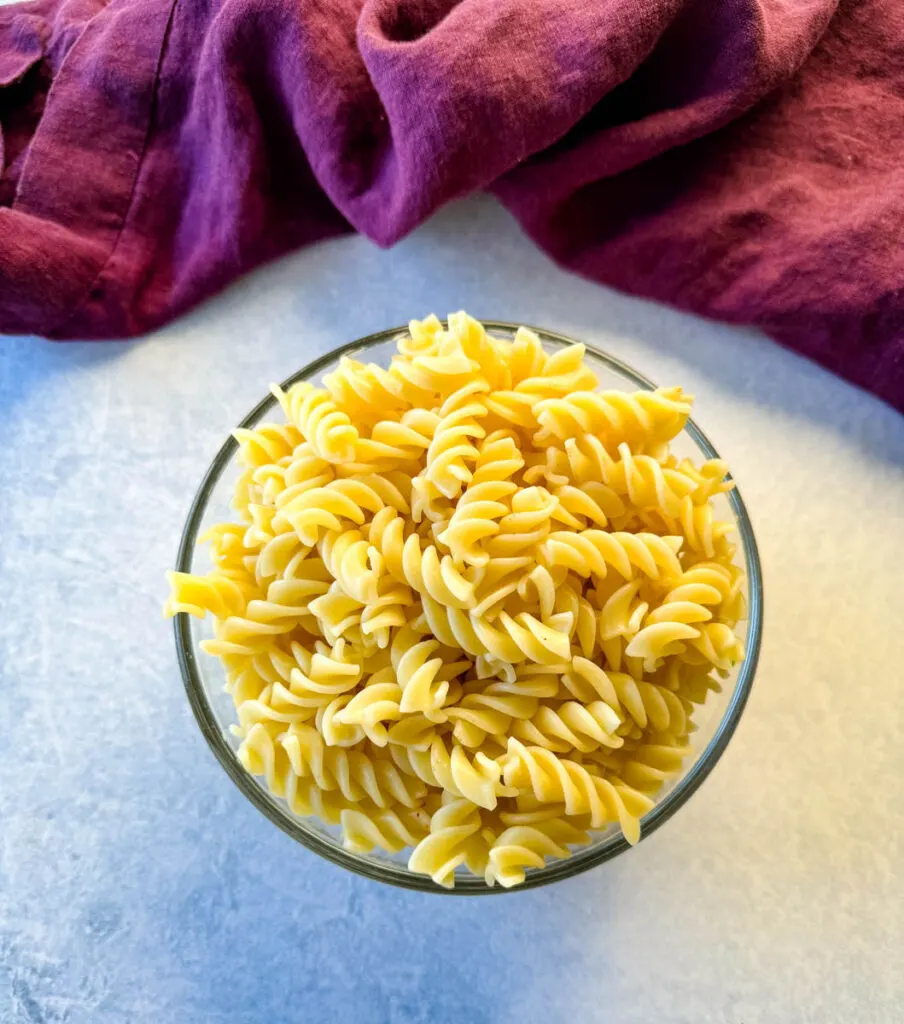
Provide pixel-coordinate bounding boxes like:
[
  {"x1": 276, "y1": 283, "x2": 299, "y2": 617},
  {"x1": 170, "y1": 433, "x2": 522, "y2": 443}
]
[
  {"x1": 366, "y1": 507, "x2": 475, "y2": 610},
  {"x1": 436, "y1": 429, "x2": 524, "y2": 565},
  {"x1": 486, "y1": 819, "x2": 591, "y2": 888},
  {"x1": 317, "y1": 528, "x2": 380, "y2": 604},
  {"x1": 444, "y1": 686, "x2": 539, "y2": 748},
  {"x1": 392, "y1": 633, "x2": 449, "y2": 718},
  {"x1": 388, "y1": 345, "x2": 475, "y2": 404},
  {"x1": 281, "y1": 723, "x2": 425, "y2": 808},
  {"x1": 232, "y1": 422, "x2": 302, "y2": 467},
  {"x1": 322, "y1": 356, "x2": 409, "y2": 423},
  {"x1": 359, "y1": 576, "x2": 414, "y2": 648},
  {"x1": 201, "y1": 574, "x2": 330, "y2": 658},
  {"x1": 269, "y1": 444, "x2": 334, "y2": 509},
  {"x1": 332, "y1": 675, "x2": 403, "y2": 746},
  {"x1": 277, "y1": 474, "x2": 409, "y2": 546},
  {"x1": 237, "y1": 722, "x2": 352, "y2": 825},
  {"x1": 446, "y1": 311, "x2": 513, "y2": 392},
  {"x1": 254, "y1": 527, "x2": 310, "y2": 584},
  {"x1": 561, "y1": 663, "x2": 690, "y2": 738},
  {"x1": 484, "y1": 485, "x2": 559, "y2": 560},
  {"x1": 340, "y1": 806, "x2": 429, "y2": 855},
  {"x1": 472, "y1": 610, "x2": 572, "y2": 666},
  {"x1": 423, "y1": 382, "x2": 488, "y2": 499},
  {"x1": 598, "y1": 579, "x2": 649, "y2": 641},
  {"x1": 501, "y1": 739, "x2": 654, "y2": 842},
  {"x1": 625, "y1": 620, "x2": 701, "y2": 673},
  {"x1": 368, "y1": 407, "x2": 439, "y2": 454},
  {"x1": 511, "y1": 700, "x2": 624, "y2": 754},
  {"x1": 540, "y1": 529, "x2": 683, "y2": 582},
  {"x1": 686, "y1": 622, "x2": 746, "y2": 671},
  {"x1": 407, "y1": 798, "x2": 485, "y2": 888},
  {"x1": 306, "y1": 581, "x2": 363, "y2": 644},
  {"x1": 515, "y1": 343, "x2": 598, "y2": 398},
  {"x1": 166, "y1": 313, "x2": 747, "y2": 888},
  {"x1": 505, "y1": 325, "x2": 548, "y2": 386},
  {"x1": 272, "y1": 381, "x2": 359, "y2": 464},
  {"x1": 164, "y1": 569, "x2": 250, "y2": 619},
  {"x1": 198, "y1": 522, "x2": 250, "y2": 572},
  {"x1": 395, "y1": 314, "x2": 440, "y2": 356},
  {"x1": 534, "y1": 386, "x2": 691, "y2": 449}
]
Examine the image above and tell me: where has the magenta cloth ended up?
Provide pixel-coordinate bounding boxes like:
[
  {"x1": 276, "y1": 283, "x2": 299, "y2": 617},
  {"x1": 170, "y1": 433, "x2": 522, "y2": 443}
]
[{"x1": 1, "y1": 0, "x2": 903, "y2": 409}]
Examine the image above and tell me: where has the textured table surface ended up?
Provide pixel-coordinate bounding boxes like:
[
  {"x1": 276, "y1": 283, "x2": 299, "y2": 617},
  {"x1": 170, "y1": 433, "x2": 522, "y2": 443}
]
[{"x1": 1, "y1": 195, "x2": 902, "y2": 1024}]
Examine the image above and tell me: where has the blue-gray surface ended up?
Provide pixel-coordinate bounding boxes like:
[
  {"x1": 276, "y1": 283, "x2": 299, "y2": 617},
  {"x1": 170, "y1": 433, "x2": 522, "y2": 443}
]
[{"x1": 2, "y1": 197, "x2": 903, "y2": 1024}]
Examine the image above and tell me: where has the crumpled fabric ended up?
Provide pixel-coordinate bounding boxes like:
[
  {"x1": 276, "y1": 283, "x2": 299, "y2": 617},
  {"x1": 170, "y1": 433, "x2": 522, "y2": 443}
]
[{"x1": 1, "y1": 0, "x2": 902, "y2": 410}]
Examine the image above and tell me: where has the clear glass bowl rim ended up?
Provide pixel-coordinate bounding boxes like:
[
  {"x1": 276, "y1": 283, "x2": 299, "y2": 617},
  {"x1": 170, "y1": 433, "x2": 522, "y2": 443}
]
[{"x1": 172, "y1": 320, "x2": 764, "y2": 895}]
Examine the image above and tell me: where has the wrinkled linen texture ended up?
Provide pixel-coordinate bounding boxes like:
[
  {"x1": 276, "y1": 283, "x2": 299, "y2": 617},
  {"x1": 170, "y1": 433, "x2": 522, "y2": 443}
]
[{"x1": 0, "y1": 0, "x2": 902, "y2": 410}]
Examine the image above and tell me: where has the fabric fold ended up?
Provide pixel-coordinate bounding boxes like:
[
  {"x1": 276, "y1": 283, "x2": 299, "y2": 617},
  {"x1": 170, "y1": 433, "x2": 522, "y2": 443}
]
[{"x1": 0, "y1": 0, "x2": 176, "y2": 334}]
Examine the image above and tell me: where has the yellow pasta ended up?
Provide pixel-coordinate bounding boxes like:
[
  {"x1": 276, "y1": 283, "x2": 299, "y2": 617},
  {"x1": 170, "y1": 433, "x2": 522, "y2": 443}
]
[
  {"x1": 487, "y1": 819, "x2": 592, "y2": 888},
  {"x1": 165, "y1": 312, "x2": 747, "y2": 888}
]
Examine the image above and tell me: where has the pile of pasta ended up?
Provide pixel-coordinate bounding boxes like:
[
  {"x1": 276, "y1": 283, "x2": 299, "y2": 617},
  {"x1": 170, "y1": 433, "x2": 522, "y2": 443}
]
[{"x1": 165, "y1": 313, "x2": 746, "y2": 888}]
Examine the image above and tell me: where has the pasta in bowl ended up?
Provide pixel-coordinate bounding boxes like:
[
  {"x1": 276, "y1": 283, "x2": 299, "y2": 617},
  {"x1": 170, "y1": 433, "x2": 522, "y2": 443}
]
[{"x1": 166, "y1": 315, "x2": 762, "y2": 893}]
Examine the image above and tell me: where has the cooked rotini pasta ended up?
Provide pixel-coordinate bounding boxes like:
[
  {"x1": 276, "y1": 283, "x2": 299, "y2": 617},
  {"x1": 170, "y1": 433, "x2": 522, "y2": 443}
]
[{"x1": 165, "y1": 313, "x2": 747, "y2": 888}]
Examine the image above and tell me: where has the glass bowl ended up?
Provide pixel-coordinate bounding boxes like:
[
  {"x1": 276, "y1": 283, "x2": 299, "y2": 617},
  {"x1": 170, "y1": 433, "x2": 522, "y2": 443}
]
[{"x1": 172, "y1": 321, "x2": 763, "y2": 894}]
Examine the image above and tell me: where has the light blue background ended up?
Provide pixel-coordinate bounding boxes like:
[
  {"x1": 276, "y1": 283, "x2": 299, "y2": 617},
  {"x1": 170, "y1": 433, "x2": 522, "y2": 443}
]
[{"x1": 2, "y1": 197, "x2": 903, "y2": 1023}]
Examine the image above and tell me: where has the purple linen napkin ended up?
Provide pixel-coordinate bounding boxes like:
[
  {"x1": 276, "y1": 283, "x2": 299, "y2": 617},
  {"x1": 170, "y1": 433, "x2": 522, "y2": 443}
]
[{"x1": 1, "y1": 0, "x2": 902, "y2": 410}]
